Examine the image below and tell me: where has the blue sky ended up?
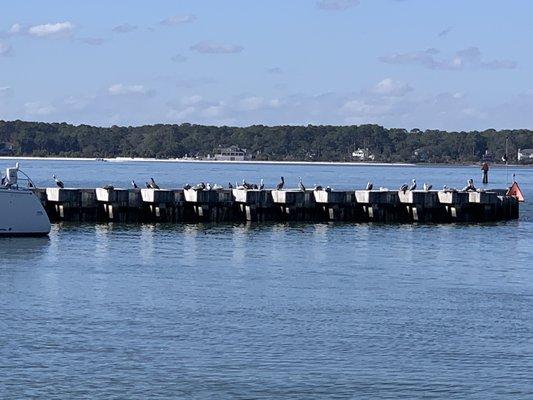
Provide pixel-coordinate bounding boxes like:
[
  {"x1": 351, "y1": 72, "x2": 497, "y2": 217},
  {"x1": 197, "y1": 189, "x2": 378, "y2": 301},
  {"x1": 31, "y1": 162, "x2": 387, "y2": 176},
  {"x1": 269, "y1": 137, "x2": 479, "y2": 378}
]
[{"x1": 1, "y1": 0, "x2": 531, "y2": 130}]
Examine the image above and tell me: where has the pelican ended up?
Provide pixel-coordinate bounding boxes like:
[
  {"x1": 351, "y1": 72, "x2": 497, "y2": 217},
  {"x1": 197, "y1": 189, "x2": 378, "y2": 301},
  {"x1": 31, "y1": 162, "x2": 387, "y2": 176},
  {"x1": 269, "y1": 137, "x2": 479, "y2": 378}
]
[
  {"x1": 228, "y1": 182, "x2": 233, "y2": 189},
  {"x1": 298, "y1": 177, "x2": 306, "y2": 192},
  {"x1": 325, "y1": 186, "x2": 332, "y2": 193},
  {"x1": 102, "y1": 184, "x2": 114, "y2": 190},
  {"x1": 148, "y1": 177, "x2": 160, "y2": 189},
  {"x1": 463, "y1": 179, "x2": 476, "y2": 192},
  {"x1": 183, "y1": 183, "x2": 191, "y2": 190},
  {"x1": 399, "y1": 183, "x2": 408, "y2": 193},
  {"x1": 242, "y1": 179, "x2": 252, "y2": 190},
  {"x1": 423, "y1": 183, "x2": 432, "y2": 191},
  {"x1": 365, "y1": 182, "x2": 373, "y2": 191},
  {"x1": 276, "y1": 176, "x2": 285, "y2": 190},
  {"x1": 409, "y1": 179, "x2": 417, "y2": 191},
  {"x1": 212, "y1": 183, "x2": 223, "y2": 190},
  {"x1": 193, "y1": 182, "x2": 206, "y2": 191},
  {"x1": 314, "y1": 184, "x2": 323, "y2": 191},
  {"x1": 52, "y1": 174, "x2": 64, "y2": 189},
  {"x1": 131, "y1": 180, "x2": 138, "y2": 189},
  {"x1": 259, "y1": 179, "x2": 264, "y2": 190},
  {"x1": 206, "y1": 182, "x2": 212, "y2": 191}
]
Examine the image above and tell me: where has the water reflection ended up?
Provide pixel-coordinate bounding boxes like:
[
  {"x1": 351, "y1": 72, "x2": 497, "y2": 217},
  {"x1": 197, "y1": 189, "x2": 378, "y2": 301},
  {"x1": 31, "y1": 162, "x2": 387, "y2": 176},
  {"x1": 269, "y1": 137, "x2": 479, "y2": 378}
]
[{"x1": 0, "y1": 236, "x2": 51, "y2": 263}]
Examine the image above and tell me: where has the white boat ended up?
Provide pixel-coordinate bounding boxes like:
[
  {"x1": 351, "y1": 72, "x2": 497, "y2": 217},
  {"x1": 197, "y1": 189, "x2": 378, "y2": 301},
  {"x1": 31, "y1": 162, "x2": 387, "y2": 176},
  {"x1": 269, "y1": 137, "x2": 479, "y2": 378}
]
[{"x1": 0, "y1": 163, "x2": 51, "y2": 236}]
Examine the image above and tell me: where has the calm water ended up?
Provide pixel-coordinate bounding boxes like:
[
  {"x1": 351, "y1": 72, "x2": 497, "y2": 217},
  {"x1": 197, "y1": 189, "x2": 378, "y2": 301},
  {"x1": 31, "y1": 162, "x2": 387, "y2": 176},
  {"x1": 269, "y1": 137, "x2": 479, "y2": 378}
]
[{"x1": 1, "y1": 160, "x2": 532, "y2": 399}]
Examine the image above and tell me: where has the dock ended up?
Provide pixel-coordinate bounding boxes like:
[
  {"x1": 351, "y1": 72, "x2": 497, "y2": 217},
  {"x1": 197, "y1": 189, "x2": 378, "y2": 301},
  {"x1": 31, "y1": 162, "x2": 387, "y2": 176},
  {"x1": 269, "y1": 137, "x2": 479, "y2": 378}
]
[{"x1": 31, "y1": 187, "x2": 520, "y2": 224}]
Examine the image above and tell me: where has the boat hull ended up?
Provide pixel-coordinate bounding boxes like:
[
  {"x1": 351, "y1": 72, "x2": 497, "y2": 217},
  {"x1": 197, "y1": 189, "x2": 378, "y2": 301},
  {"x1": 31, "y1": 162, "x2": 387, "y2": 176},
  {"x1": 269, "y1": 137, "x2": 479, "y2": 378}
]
[{"x1": 0, "y1": 189, "x2": 51, "y2": 236}]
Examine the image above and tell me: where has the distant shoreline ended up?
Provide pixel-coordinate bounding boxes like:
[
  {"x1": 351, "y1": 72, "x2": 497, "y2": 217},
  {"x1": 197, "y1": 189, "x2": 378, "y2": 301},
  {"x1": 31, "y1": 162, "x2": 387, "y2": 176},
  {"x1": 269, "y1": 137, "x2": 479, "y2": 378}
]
[{"x1": 0, "y1": 156, "x2": 530, "y2": 168}]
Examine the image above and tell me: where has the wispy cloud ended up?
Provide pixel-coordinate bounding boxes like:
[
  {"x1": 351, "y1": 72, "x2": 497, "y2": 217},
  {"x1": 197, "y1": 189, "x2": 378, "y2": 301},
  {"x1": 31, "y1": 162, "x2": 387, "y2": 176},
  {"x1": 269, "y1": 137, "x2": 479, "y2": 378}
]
[
  {"x1": 267, "y1": 67, "x2": 284, "y2": 75},
  {"x1": 171, "y1": 53, "x2": 187, "y2": 62},
  {"x1": 316, "y1": 0, "x2": 360, "y2": 11},
  {"x1": 112, "y1": 23, "x2": 138, "y2": 33},
  {"x1": 0, "y1": 86, "x2": 13, "y2": 97},
  {"x1": 0, "y1": 41, "x2": 13, "y2": 56},
  {"x1": 379, "y1": 47, "x2": 516, "y2": 70},
  {"x1": 28, "y1": 22, "x2": 75, "y2": 38},
  {"x1": 369, "y1": 78, "x2": 412, "y2": 97},
  {"x1": 190, "y1": 41, "x2": 243, "y2": 54},
  {"x1": 108, "y1": 83, "x2": 154, "y2": 96},
  {"x1": 438, "y1": 26, "x2": 452, "y2": 37},
  {"x1": 6, "y1": 21, "x2": 75, "y2": 38},
  {"x1": 159, "y1": 14, "x2": 196, "y2": 26},
  {"x1": 78, "y1": 37, "x2": 106, "y2": 46},
  {"x1": 24, "y1": 101, "x2": 57, "y2": 116}
]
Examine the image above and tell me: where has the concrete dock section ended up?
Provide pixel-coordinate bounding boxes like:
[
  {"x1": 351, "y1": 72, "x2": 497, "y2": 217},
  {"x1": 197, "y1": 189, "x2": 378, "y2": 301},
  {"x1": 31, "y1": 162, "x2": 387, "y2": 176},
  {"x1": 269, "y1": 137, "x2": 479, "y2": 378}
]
[{"x1": 34, "y1": 186, "x2": 521, "y2": 224}]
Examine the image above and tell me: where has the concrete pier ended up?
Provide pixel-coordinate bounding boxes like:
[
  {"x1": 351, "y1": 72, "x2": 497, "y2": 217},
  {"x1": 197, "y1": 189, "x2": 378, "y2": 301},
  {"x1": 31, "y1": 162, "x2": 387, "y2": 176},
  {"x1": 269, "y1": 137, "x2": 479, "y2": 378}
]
[{"x1": 33, "y1": 187, "x2": 521, "y2": 224}]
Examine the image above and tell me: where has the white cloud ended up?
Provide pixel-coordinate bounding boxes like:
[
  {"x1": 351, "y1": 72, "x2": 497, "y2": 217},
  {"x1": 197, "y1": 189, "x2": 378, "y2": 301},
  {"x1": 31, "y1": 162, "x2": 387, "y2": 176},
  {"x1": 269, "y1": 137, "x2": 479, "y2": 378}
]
[
  {"x1": 0, "y1": 40, "x2": 13, "y2": 57},
  {"x1": 112, "y1": 23, "x2": 137, "y2": 33},
  {"x1": 160, "y1": 14, "x2": 196, "y2": 26},
  {"x1": 8, "y1": 23, "x2": 22, "y2": 34},
  {"x1": 24, "y1": 101, "x2": 57, "y2": 116},
  {"x1": 27, "y1": 22, "x2": 75, "y2": 38},
  {"x1": 317, "y1": 0, "x2": 359, "y2": 11},
  {"x1": 190, "y1": 41, "x2": 243, "y2": 54},
  {"x1": 0, "y1": 86, "x2": 13, "y2": 97},
  {"x1": 180, "y1": 95, "x2": 203, "y2": 106},
  {"x1": 371, "y1": 78, "x2": 412, "y2": 97},
  {"x1": 379, "y1": 47, "x2": 516, "y2": 70},
  {"x1": 0, "y1": 41, "x2": 12, "y2": 56},
  {"x1": 108, "y1": 83, "x2": 153, "y2": 96}
]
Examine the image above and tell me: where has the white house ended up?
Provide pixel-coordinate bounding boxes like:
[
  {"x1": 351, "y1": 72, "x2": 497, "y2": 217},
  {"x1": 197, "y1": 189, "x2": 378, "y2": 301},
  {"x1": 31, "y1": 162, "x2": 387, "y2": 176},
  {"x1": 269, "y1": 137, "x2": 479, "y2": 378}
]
[
  {"x1": 214, "y1": 145, "x2": 249, "y2": 161},
  {"x1": 518, "y1": 148, "x2": 533, "y2": 162},
  {"x1": 352, "y1": 148, "x2": 375, "y2": 161}
]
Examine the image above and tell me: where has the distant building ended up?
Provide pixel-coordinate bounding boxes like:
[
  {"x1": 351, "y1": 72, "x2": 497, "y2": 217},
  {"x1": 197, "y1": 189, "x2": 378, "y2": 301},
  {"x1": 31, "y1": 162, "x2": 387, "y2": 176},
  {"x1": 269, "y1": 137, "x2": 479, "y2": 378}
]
[
  {"x1": 351, "y1": 148, "x2": 375, "y2": 161},
  {"x1": 518, "y1": 148, "x2": 533, "y2": 163},
  {"x1": 413, "y1": 148, "x2": 429, "y2": 162},
  {"x1": 214, "y1": 145, "x2": 249, "y2": 161},
  {"x1": 482, "y1": 150, "x2": 494, "y2": 162},
  {"x1": 0, "y1": 143, "x2": 14, "y2": 156}
]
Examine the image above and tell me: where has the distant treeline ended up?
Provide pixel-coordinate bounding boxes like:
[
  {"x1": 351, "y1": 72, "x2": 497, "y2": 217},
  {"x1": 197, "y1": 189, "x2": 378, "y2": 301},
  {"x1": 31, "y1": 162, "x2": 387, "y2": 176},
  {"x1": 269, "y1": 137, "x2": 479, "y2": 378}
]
[{"x1": 1, "y1": 120, "x2": 532, "y2": 163}]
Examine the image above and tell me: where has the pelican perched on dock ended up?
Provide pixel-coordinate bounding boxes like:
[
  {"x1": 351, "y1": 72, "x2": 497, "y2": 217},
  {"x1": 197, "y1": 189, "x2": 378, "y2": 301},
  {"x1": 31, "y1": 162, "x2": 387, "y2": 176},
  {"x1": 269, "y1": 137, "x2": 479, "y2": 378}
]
[
  {"x1": 228, "y1": 182, "x2": 233, "y2": 189},
  {"x1": 276, "y1": 176, "x2": 285, "y2": 190},
  {"x1": 192, "y1": 182, "x2": 206, "y2": 191},
  {"x1": 206, "y1": 182, "x2": 212, "y2": 191},
  {"x1": 242, "y1": 179, "x2": 253, "y2": 190},
  {"x1": 147, "y1": 177, "x2": 160, "y2": 189},
  {"x1": 463, "y1": 179, "x2": 476, "y2": 192},
  {"x1": 131, "y1": 180, "x2": 138, "y2": 189},
  {"x1": 259, "y1": 179, "x2": 264, "y2": 190},
  {"x1": 102, "y1": 184, "x2": 114, "y2": 190},
  {"x1": 313, "y1": 184, "x2": 323, "y2": 191},
  {"x1": 409, "y1": 179, "x2": 417, "y2": 191},
  {"x1": 298, "y1": 177, "x2": 306, "y2": 192},
  {"x1": 365, "y1": 182, "x2": 373, "y2": 191},
  {"x1": 183, "y1": 183, "x2": 191, "y2": 190},
  {"x1": 212, "y1": 183, "x2": 223, "y2": 190},
  {"x1": 325, "y1": 186, "x2": 332, "y2": 193},
  {"x1": 423, "y1": 183, "x2": 433, "y2": 191},
  {"x1": 52, "y1": 174, "x2": 64, "y2": 189},
  {"x1": 399, "y1": 183, "x2": 409, "y2": 193}
]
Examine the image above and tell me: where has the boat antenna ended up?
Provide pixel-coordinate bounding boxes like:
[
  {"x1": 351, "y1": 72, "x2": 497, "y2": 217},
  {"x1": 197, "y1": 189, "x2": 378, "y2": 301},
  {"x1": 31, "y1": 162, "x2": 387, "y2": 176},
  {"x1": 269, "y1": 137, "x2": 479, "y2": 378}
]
[
  {"x1": 17, "y1": 168, "x2": 37, "y2": 189},
  {"x1": 505, "y1": 136, "x2": 509, "y2": 186}
]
